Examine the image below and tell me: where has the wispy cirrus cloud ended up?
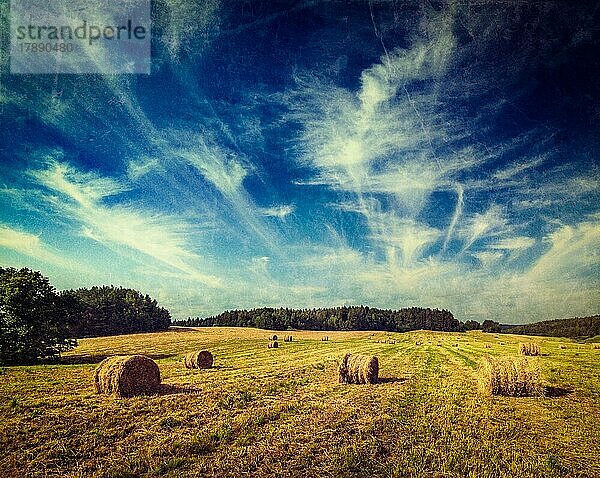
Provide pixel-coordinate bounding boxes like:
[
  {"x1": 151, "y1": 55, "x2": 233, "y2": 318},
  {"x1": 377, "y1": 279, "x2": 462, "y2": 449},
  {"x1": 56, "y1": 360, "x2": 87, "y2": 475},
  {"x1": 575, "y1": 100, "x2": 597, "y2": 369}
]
[
  {"x1": 259, "y1": 205, "x2": 295, "y2": 219},
  {"x1": 28, "y1": 159, "x2": 222, "y2": 287},
  {"x1": 0, "y1": 224, "x2": 70, "y2": 268}
]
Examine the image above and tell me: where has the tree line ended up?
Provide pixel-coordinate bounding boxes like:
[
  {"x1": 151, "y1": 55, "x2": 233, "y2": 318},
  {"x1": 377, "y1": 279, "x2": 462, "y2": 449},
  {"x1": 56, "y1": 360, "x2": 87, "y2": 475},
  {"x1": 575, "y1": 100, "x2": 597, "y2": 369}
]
[
  {"x1": 174, "y1": 306, "x2": 463, "y2": 332},
  {"x1": 503, "y1": 315, "x2": 600, "y2": 339},
  {"x1": 0, "y1": 267, "x2": 171, "y2": 365}
]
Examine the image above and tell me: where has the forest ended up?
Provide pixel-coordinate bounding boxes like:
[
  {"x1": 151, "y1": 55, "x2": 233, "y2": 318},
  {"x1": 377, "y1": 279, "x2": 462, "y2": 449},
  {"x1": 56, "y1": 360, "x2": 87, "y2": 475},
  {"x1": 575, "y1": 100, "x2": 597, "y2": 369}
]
[
  {"x1": 174, "y1": 306, "x2": 463, "y2": 332},
  {"x1": 504, "y1": 315, "x2": 600, "y2": 339},
  {"x1": 62, "y1": 286, "x2": 171, "y2": 338},
  {"x1": 0, "y1": 267, "x2": 171, "y2": 364}
]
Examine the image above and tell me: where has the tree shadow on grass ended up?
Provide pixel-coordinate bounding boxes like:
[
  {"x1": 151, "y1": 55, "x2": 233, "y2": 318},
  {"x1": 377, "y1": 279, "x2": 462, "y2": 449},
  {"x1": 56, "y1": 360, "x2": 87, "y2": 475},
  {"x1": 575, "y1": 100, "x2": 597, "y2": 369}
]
[
  {"x1": 159, "y1": 384, "x2": 203, "y2": 395},
  {"x1": 377, "y1": 377, "x2": 408, "y2": 384},
  {"x1": 60, "y1": 353, "x2": 176, "y2": 365},
  {"x1": 544, "y1": 386, "x2": 574, "y2": 398}
]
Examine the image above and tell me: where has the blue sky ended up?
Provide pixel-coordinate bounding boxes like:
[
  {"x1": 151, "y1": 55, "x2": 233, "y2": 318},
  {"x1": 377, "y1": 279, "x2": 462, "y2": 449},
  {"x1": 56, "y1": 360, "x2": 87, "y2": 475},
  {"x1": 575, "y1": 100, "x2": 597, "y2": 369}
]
[{"x1": 1, "y1": 1, "x2": 599, "y2": 322}]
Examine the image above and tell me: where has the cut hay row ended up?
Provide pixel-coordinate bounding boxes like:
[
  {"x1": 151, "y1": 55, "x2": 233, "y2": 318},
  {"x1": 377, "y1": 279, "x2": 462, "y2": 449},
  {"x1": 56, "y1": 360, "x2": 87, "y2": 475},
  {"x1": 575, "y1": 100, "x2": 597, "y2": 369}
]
[
  {"x1": 339, "y1": 353, "x2": 379, "y2": 384},
  {"x1": 183, "y1": 350, "x2": 213, "y2": 369},
  {"x1": 519, "y1": 342, "x2": 540, "y2": 356},
  {"x1": 95, "y1": 355, "x2": 161, "y2": 397},
  {"x1": 479, "y1": 355, "x2": 542, "y2": 397}
]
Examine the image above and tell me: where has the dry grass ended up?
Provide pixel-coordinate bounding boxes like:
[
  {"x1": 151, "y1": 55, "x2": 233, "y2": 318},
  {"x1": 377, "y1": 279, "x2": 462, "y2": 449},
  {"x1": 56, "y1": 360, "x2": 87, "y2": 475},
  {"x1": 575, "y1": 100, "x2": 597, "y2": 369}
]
[
  {"x1": 1, "y1": 328, "x2": 598, "y2": 478},
  {"x1": 479, "y1": 355, "x2": 543, "y2": 397},
  {"x1": 94, "y1": 355, "x2": 161, "y2": 397},
  {"x1": 338, "y1": 353, "x2": 379, "y2": 384},
  {"x1": 183, "y1": 350, "x2": 213, "y2": 369},
  {"x1": 519, "y1": 342, "x2": 541, "y2": 356}
]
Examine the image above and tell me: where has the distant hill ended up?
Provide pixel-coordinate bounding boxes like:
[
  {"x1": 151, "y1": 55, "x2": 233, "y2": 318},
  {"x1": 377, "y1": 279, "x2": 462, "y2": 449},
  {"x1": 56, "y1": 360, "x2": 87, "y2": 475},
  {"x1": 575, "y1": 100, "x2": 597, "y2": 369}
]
[
  {"x1": 175, "y1": 306, "x2": 462, "y2": 333},
  {"x1": 503, "y1": 315, "x2": 600, "y2": 339}
]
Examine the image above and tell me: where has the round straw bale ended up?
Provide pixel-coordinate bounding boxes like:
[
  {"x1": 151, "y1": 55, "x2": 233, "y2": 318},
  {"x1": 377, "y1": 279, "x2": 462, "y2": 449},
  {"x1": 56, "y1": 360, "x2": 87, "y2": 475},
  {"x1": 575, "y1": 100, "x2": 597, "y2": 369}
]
[
  {"x1": 338, "y1": 353, "x2": 379, "y2": 384},
  {"x1": 270, "y1": 334, "x2": 278, "y2": 341},
  {"x1": 519, "y1": 342, "x2": 540, "y2": 356},
  {"x1": 479, "y1": 355, "x2": 542, "y2": 397},
  {"x1": 183, "y1": 350, "x2": 213, "y2": 369},
  {"x1": 268, "y1": 340, "x2": 279, "y2": 349},
  {"x1": 94, "y1": 355, "x2": 161, "y2": 397}
]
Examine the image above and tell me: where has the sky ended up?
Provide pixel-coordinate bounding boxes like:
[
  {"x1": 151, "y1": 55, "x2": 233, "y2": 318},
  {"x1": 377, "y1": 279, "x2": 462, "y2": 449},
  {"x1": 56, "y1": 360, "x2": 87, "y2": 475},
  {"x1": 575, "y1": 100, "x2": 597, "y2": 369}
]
[{"x1": 0, "y1": 0, "x2": 599, "y2": 323}]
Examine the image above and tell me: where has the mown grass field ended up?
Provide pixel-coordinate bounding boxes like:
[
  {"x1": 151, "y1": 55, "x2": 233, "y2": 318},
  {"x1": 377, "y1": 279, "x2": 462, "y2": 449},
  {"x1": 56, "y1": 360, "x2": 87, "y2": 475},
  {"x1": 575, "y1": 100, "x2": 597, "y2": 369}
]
[{"x1": 1, "y1": 328, "x2": 599, "y2": 477}]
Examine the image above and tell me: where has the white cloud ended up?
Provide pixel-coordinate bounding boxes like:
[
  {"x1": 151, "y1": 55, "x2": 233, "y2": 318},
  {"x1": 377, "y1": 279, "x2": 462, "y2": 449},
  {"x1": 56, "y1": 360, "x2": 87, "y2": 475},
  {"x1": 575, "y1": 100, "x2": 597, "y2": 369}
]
[
  {"x1": 460, "y1": 204, "x2": 511, "y2": 252},
  {"x1": 29, "y1": 160, "x2": 222, "y2": 287},
  {"x1": 488, "y1": 236, "x2": 535, "y2": 251},
  {"x1": 527, "y1": 216, "x2": 600, "y2": 281},
  {"x1": 493, "y1": 155, "x2": 546, "y2": 181},
  {"x1": 259, "y1": 204, "x2": 295, "y2": 219},
  {"x1": 0, "y1": 224, "x2": 69, "y2": 267}
]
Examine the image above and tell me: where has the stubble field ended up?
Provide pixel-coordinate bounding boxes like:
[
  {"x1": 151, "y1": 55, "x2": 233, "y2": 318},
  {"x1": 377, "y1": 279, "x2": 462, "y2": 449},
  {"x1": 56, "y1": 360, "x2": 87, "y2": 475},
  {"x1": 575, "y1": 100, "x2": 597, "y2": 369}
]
[{"x1": 1, "y1": 327, "x2": 599, "y2": 477}]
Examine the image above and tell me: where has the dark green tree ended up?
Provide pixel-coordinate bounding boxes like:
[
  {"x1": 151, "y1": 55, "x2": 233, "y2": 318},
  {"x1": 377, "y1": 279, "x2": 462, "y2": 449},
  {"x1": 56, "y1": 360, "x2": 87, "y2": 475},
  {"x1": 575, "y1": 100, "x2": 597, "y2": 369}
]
[
  {"x1": 481, "y1": 320, "x2": 501, "y2": 333},
  {"x1": 464, "y1": 320, "x2": 481, "y2": 330},
  {"x1": 0, "y1": 267, "x2": 76, "y2": 365},
  {"x1": 63, "y1": 285, "x2": 171, "y2": 337}
]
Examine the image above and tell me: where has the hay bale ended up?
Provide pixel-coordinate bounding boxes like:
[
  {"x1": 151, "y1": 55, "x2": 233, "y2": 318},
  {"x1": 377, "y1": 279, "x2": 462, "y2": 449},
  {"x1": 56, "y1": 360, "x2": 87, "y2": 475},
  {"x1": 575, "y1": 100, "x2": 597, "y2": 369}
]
[
  {"x1": 519, "y1": 342, "x2": 540, "y2": 356},
  {"x1": 339, "y1": 353, "x2": 379, "y2": 384},
  {"x1": 479, "y1": 355, "x2": 542, "y2": 397},
  {"x1": 183, "y1": 350, "x2": 213, "y2": 369},
  {"x1": 270, "y1": 334, "x2": 278, "y2": 341},
  {"x1": 283, "y1": 335, "x2": 293, "y2": 342},
  {"x1": 559, "y1": 344, "x2": 566, "y2": 350},
  {"x1": 268, "y1": 341, "x2": 279, "y2": 349},
  {"x1": 593, "y1": 344, "x2": 600, "y2": 349},
  {"x1": 94, "y1": 355, "x2": 161, "y2": 397},
  {"x1": 484, "y1": 343, "x2": 492, "y2": 349},
  {"x1": 436, "y1": 342, "x2": 443, "y2": 347},
  {"x1": 415, "y1": 341, "x2": 422, "y2": 346},
  {"x1": 322, "y1": 336, "x2": 329, "y2": 341}
]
